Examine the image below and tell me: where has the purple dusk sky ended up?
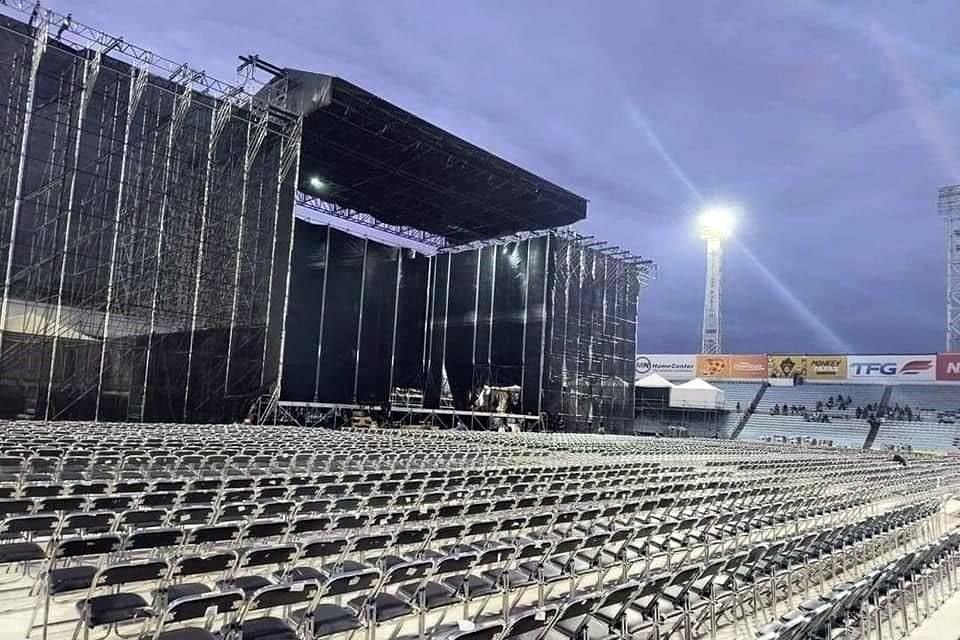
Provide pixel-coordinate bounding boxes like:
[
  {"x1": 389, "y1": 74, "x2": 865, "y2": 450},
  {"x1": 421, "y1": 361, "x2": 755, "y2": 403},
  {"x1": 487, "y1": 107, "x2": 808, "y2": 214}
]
[{"x1": 45, "y1": 1, "x2": 960, "y2": 354}]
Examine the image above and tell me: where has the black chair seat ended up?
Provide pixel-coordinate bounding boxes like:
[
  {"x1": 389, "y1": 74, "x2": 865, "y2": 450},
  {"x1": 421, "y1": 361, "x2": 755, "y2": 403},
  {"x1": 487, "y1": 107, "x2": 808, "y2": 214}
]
[
  {"x1": 398, "y1": 581, "x2": 458, "y2": 609},
  {"x1": 50, "y1": 565, "x2": 97, "y2": 594},
  {"x1": 292, "y1": 603, "x2": 362, "y2": 638},
  {"x1": 166, "y1": 582, "x2": 211, "y2": 602},
  {"x1": 222, "y1": 575, "x2": 272, "y2": 595},
  {"x1": 349, "y1": 592, "x2": 412, "y2": 622},
  {"x1": 444, "y1": 574, "x2": 497, "y2": 597},
  {"x1": 0, "y1": 542, "x2": 45, "y2": 563},
  {"x1": 279, "y1": 566, "x2": 325, "y2": 583},
  {"x1": 481, "y1": 568, "x2": 535, "y2": 588},
  {"x1": 78, "y1": 592, "x2": 152, "y2": 627},
  {"x1": 241, "y1": 616, "x2": 298, "y2": 640},
  {"x1": 322, "y1": 559, "x2": 369, "y2": 576},
  {"x1": 158, "y1": 627, "x2": 217, "y2": 640}
]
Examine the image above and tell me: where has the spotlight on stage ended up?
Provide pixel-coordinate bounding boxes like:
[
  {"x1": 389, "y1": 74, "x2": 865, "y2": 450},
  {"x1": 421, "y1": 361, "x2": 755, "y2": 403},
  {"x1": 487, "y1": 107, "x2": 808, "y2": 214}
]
[{"x1": 309, "y1": 176, "x2": 326, "y2": 191}]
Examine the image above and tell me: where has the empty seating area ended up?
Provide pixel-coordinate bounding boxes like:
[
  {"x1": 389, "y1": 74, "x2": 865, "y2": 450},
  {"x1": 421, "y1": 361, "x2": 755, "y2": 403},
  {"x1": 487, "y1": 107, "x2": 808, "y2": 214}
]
[
  {"x1": 737, "y1": 415, "x2": 872, "y2": 449},
  {"x1": 711, "y1": 382, "x2": 762, "y2": 411},
  {"x1": 888, "y1": 385, "x2": 960, "y2": 422},
  {"x1": 0, "y1": 420, "x2": 959, "y2": 640}
]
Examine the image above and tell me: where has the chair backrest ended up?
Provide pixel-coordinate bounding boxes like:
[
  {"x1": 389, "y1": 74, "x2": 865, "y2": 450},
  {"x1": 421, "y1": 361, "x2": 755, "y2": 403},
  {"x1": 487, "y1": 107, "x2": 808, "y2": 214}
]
[
  {"x1": 173, "y1": 551, "x2": 238, "y2": 579},
  {"x1": 95, "y1": 559, "x2": 168, "y2": 588},
  {"x1": 157, "y1": 589, "x2": 244, "y2": 630}
]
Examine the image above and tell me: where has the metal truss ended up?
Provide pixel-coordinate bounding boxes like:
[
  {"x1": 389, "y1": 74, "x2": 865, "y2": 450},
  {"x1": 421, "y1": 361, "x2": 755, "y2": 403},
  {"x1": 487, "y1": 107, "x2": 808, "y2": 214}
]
[
  {"x1": 295, "y1": 193, "x2": 448, "y2": 249},
  {"x1": 0, "y1": 7, "x2": 300, "y2": 422},
  {"x1": 0, "y1": 1, "x2": 295, "y2": 124},
  {"x1": 939, "y1": 185, "x2": 960, "y2": 351}
]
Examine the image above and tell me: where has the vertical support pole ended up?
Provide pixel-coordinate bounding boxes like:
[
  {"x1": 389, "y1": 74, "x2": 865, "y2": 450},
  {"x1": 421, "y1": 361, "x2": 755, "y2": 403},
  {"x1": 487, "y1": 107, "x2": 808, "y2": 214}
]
[
  {"x1": 0, "y1": 16, "x2": 48, "y2": 360},
  {"x1": 353, "y1": 237, "x2": 369, "y2": 403},
  {"x1": 488, "y1": 246, "x2": 497, "y2": 369},
  {"x1": 537, "y1": 234, "x2": 551, "y2": 419},
  {"x1": 421, "y1": 255, "x2": 433, "y2": 388},
  {"x1": 259, "y1": 116, "x2": 302, "y2": 394},
  {"x1": 45, "y1": 50, "x2": 102, "y2": 418},
  {"x1": 440, "y1": 253, "x2": 451, "y2": 404},
  {"x1": 387, "y1": 248, "x2": 402, "y2": 402},
  {"x1": 470, "y1": 247, "x2": 481, "y2": 396},
  {"x1": 222, "y1": 109, "x2": 260, "y2": 398},
  {"x1": 701, "y1": 237, "x2": 724, "y2": 354},
  {"x1": 519, "y1": 239, "x2": 531, "y2": 411},
  {"x1": 182, "y1": 99, "x2": 230, "y2": 422},
  {"x1": 274, "y1": 119, "x2": 302, "y2": 405},
  {"x1": 93, "y1": 61, "x2": 141, "y2": 421},
  {"x1": 141, "y1": 85, "x2": 192, "y2": 421},
  {"x1": 312, "y1": 224, "x2": 331, "y2": 402}
]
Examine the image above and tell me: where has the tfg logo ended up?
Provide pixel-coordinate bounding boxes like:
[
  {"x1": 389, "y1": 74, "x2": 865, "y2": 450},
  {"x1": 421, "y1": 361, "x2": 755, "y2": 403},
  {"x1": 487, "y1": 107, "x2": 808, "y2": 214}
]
[{"x1": 851, "y1": 360, "x2": 932, "y2": 376}]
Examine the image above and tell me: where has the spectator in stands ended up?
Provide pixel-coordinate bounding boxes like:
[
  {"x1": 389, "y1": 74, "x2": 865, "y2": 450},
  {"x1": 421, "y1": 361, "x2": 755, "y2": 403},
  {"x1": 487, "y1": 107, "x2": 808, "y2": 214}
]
[
  {"x1": 736, "y1": 401, "x2": 741, "y2": 412},
  {"x1": 856, "y1": 407, "x2": 862, "y2": 419}
]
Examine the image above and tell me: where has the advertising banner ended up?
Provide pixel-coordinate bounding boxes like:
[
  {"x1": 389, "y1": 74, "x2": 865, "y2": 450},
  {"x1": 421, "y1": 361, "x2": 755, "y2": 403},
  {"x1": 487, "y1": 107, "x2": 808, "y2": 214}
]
[
  {"x1": 729, "y1": 355, "x2": 768, "y2": 379},
  {"x1": 936, "y1": 353, "x2": 960, "y2": 381},
  {"x1": 847, "y1": 354, "x2": 936, "y2": 381},
  {"x1": 636, "y1": 354, "x2": 696, "y2": 380},
  {"x1": 696, "y1": 355, "x2": 730, "y2": 378},
  {"x1": 805, "y1": 355, "x2": 847, "y2": 380},
  {"x1": 768, "y1": 355, "x2": 806, "y2": 379}
]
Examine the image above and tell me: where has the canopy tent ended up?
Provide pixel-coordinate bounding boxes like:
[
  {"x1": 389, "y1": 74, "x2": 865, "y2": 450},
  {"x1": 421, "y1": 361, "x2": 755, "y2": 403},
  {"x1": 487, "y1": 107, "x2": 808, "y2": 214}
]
[
  {"x1": 635, "y1": 373, "x2": 675, "y2": 388},
  {"x1": 670, "y1": 378, "x2": 725, "y2": 410},
  {"x1": 634, "y1": 373, "x2": 675, "y2": 409}
]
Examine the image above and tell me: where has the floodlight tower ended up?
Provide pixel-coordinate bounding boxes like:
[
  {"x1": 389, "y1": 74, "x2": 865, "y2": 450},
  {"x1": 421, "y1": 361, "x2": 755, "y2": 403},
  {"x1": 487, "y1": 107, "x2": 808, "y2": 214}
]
[
  {"x1": 939, "y1": 185, "x2": 960, "y2": 351},
  {"x1": 698, "y1": 206, "x2": 736, "y2": 354}
]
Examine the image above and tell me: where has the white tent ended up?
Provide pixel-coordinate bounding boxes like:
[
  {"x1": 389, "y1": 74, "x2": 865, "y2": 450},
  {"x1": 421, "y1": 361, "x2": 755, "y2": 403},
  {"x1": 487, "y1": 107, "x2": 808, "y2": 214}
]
[
  {"x1": 634, "y1": 373, "x2": 675, "y2": 388},
  {"x1": 670, "y1": 377, "x2": 724, "y2": 410}
]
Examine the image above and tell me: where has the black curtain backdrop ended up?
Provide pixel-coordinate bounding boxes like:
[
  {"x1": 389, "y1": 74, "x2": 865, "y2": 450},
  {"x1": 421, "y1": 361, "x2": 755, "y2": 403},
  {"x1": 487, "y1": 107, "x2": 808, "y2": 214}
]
[{"x1": 282, "y1": 224, "x2": 638, "y2": 428}]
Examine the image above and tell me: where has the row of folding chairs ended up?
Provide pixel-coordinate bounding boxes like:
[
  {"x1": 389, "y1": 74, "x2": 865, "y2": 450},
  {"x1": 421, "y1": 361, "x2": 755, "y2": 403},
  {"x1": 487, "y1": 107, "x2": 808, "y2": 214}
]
[
  {"x1": 757, "y1": 530, "x2": 960, "y2": 639},
  {"x1": 128, "y1": 500, "x2": 938, "y2": 640}
]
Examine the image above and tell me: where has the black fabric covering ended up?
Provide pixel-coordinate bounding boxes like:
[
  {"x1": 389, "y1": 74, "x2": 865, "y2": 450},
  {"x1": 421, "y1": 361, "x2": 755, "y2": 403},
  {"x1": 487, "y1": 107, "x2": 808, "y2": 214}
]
[
  {"x1": 281, "y1": 220, "x2": 328, "y2": 401},
  {"x1": 444, "y1": 251, "x2": 478, "y2": 409},
  {"x1": 314, "y1": 230, "x2": 364, "y2": 403},
  {"x1": 282, "y1": 223, "x2": 639, "y2": 429},
  {"x1": 356, "y1": 243, "x2": 399, "y2": 403},
  {"x1": 392, "y1": 251, "x2": 429, "y2": 390}
]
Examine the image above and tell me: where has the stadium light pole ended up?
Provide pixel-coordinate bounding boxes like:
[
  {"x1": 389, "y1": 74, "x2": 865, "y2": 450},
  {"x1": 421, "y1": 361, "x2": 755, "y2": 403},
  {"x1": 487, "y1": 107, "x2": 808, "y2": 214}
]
[{"x1": 698, "y1": 206, "x2": 736, "y2": 354}]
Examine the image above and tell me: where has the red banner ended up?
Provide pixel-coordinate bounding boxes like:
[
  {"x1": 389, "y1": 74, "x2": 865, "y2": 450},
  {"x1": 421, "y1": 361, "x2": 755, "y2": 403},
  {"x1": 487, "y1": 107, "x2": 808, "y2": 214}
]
[{"x1": 937, "y1": 353, "x2": 960, "y2": 381}]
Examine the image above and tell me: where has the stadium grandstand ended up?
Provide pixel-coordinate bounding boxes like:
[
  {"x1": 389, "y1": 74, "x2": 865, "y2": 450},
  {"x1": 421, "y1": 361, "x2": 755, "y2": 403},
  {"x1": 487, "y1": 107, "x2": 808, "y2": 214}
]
[{"x1": 0, "y1": 3, "x2": 960, "y2": 640}]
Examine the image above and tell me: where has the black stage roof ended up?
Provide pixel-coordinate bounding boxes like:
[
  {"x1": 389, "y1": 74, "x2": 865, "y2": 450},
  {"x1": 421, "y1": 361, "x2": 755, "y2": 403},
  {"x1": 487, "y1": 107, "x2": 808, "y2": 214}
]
[{"x1": 267, "y1": 70, "x2": 587, "y2": 245}]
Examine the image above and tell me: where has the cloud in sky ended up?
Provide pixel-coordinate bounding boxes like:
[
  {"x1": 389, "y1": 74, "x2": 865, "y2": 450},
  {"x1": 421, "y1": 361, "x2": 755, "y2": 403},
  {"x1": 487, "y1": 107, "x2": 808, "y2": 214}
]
[{"x1": 46, "y1": 0, "x2": 960, "y2": 354}]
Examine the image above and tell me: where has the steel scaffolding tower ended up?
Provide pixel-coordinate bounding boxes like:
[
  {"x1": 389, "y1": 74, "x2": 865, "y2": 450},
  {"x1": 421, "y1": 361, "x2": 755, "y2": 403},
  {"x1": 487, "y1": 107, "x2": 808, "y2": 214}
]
[
  {"x1": 939, "y1": 185, "x2": 960, "y2": 351},
  {"x1": 0, "y1": 5, "x2": 301, "y2": 421},
  {"x1": 700, "y1": 236, "x2": 724, "y2": 354}
]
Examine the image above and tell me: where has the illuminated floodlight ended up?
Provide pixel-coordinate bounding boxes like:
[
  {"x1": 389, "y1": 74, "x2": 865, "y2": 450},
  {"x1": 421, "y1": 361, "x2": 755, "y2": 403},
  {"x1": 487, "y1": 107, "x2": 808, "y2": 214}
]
[
  {"x1": 698, "y1": 203, "x2": 739, "y2": 354},
  {"x1": 309, "y1": 176, "x2": 326, "y2": 190},
  {"x1": 697, "y1": 205, "x2": 736, "y2": 241}
]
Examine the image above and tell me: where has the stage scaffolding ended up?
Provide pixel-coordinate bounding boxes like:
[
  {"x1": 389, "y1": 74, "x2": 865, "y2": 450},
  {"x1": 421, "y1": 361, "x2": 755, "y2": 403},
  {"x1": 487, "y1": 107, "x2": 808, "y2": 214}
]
[{"x1": 0, "y1": 5, "x2": 301, "y2": 422}]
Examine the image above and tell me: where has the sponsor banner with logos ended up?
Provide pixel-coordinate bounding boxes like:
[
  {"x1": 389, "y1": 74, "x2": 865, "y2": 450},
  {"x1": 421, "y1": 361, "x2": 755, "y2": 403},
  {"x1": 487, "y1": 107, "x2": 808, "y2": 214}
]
[
  {"x1": 696, "y1": 355, "x2": 730, "y2": 378},
  {"x1": 635, "y1": 354, "x2": 696, "y2": 380},
  {"x1": 730, "y1": 355, "x2": 768, "y2": 379},
  {"x1": 696, "y1": 354, "x2": 767, "y2": 379},
  {"x1": 847, "y1": 355, "x2": 936, "y2": 381},
  {"x1": 768, "y1": 354, "x2": 807, "y2": 379},
  {"x1": 937, "y1": 353, "x2": 960, "y2": 381},
  {"x1": 804, "y1": 355, "x2": 847, "y2": 380}
]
